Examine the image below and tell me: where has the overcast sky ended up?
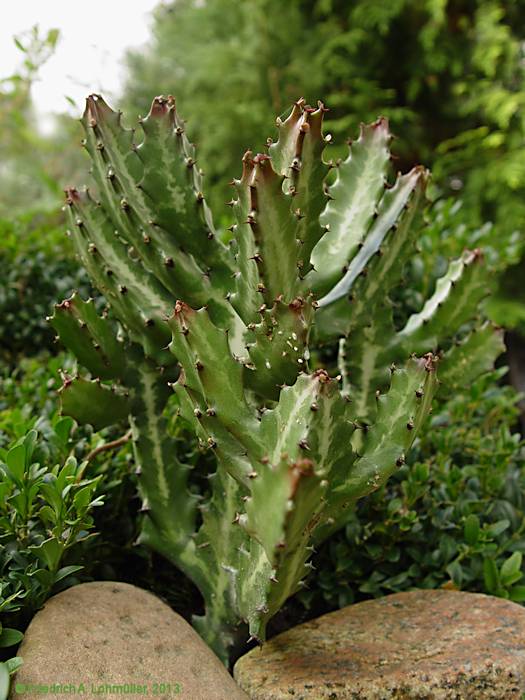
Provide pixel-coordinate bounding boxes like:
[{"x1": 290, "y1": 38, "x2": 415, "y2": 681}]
[{"x1": 2, "y1": 0, "x2": 160, "y2": 125}]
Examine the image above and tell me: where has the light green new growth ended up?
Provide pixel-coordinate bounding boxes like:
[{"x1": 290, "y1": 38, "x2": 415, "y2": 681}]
[{"x1": 51, "y1": 95, "x2": 503, "y2": 662}]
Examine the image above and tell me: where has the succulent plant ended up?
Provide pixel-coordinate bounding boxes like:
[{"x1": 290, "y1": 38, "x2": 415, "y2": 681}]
[{"x1": 51, "y1": 94, "x2": 503, "y2": 662}]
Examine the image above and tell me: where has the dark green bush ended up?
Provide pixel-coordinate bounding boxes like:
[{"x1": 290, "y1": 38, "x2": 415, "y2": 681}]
[
  {"x1": 0, "y1": 428, "x2": 103, "y2": 624},
  {"x1": 0, "y1": 213, "x2": 91, "y2": 362},
  {"x1": 0, "y1": 357, "x2": 107, "y2": 636}
]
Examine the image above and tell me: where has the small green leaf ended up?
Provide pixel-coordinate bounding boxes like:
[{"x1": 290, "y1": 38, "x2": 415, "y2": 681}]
[
  {"x1": 413, "y1": 463, "x2": 429, "y2": 482},
  {"x1": 13, "y1": 37, "x2": 26, "y2": 52},
  {"x1": 464, "y1": 514, "x2": 480, "y2": 546},
  {"x1": 486, "y1": 519, "x2": 510, "y2": 538},
  {"x1": 502, "y1": 571, "x2": 523, "y2": 587},
  {"x1": 5, "y1": 445, "x2": 26, "y2": 482},
  {"x1": 510, "y1": 585, "x2": 525, "y2": 603},
  {"x1": 446, "y1": 560, "x2": 463, "y2": 586},
  {"x1": 54, "y1": 565, "x2": 83, "y2": 584},
  {"x1": 501, "y1": 551, "x2": 523, "y2": 581},
  {"x1": 29, "y1": 537, "x2": 64, "y2": 571},
  {"x1": 46, "y1": 28, "x2": 60, "y2": 47},
  {"x1": 0, "y1": 628, "x2": 23, "y2": 648},
  {"x1": 40, "y1": 482, "x2": 64, "y2": 514},
  {"x1": 53, "y1": 416, "x2": 74, "y2": 446},
  {"x1": 73, "y1": 485, "x2": 95, "y2": 513},
  {"x1": 483, "y1": 558, "x2": 499, "y2": 593},
  {"x1": 31, "y1": 568, "x2": 55, "y2": 588},
  {"x1": 38, "y1": 504, "x2": 57, "y2": 526}
]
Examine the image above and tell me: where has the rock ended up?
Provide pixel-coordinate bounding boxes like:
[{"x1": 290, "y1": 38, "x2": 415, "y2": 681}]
[
  {"x1": 234, "y1": 589, "x2": 525, "y2": 699},
  {"x1": 12, "y1": 581, "x2": 248, "y2": 700}
]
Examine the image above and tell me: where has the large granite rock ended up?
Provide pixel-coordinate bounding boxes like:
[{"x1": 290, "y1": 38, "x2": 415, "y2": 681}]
[
  {"x1": 234, "y1": 589, "x2": 525, "y2": 699},
  {"x1": 12, "y1": 581, "x2": 248, "y2": 700}
]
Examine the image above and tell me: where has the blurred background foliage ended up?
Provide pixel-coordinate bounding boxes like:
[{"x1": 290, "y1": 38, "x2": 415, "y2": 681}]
[
  {"x1": 123, "y1": 1, "x2": 525, "y2": 229},
  {"x1": 0, "y1": 25, "x2": 84, "y2": 218},
  {"x1": 1, "y1": 0, "x2": 525, "y2": 650},
  {"x1": 123, "y1": 0, "x2": 525, "y2": 334}
]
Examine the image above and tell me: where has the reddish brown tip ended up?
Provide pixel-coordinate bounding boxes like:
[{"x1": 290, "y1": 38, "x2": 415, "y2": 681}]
[{"x1": 64, "y1": 187, "x2": 81, "y2": 205}]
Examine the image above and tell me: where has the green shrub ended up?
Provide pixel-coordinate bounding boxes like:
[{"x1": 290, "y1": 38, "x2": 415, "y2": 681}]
[
  {"x1": 0, "y1": 214, "x2": 92, "y2": 362},
  {"x1": 0, "y1": 425, "x2": 103, "y2": 672},
  {"x1": 0, "y1": 354, "x2": 76, "y2": 450}
]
